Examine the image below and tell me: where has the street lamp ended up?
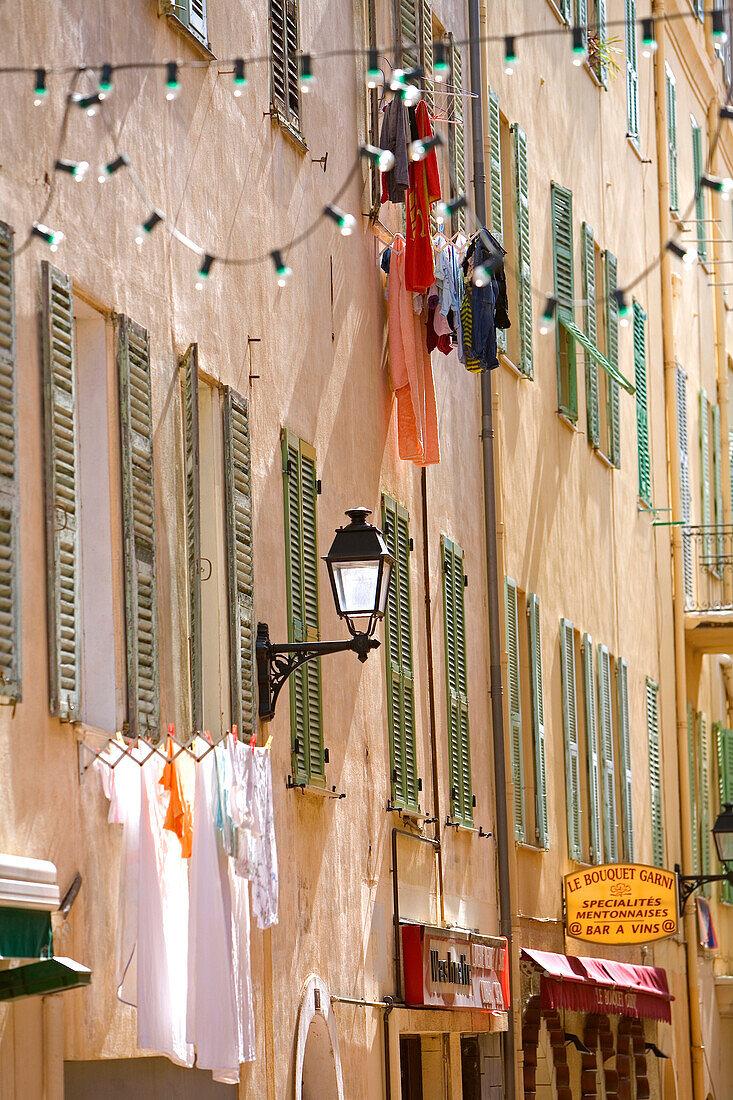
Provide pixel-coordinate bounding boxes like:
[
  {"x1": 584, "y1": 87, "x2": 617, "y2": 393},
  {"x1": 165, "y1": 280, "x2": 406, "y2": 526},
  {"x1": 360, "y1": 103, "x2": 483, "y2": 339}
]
[
  {"x1": 256, "y1": 507, "x2": 394, "y2": 721},
  {"x1": 677, "y1": 802, "x2": 733, "y2": 912}
]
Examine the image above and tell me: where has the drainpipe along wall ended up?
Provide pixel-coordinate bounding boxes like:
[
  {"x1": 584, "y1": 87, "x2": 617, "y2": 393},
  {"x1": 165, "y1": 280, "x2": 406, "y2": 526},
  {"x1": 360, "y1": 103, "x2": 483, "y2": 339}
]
[
  {"x1": 468, "y1": 0, "x2": 517, "y2": 1095},
  {"x1": 652, "y1": 4, "x2": 706, "y2": 1098}
]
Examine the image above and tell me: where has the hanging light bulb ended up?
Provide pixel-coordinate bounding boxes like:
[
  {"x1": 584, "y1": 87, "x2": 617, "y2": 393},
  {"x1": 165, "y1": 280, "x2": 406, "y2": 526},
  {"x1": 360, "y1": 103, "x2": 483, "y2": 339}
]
[
  {"x1": 504, "y1": 36, "x2": 519, "y2": 75},
  {"x1": 408, "y1": 133, "x2": 443, "y2": 162},
  {"x1": 195, "y1": 253, "x2": 214, "y2": 291},
  {"x1": 55, "y1": 159, "x2": 90, "y2": 182},
  {"x1": 571, "y1": 26, "x2": 587, "y2": 67},
  {"x1": 473, "y1": 264, "x2": 492, "y2": 288},
  {"x1": 360, "y1": 144, "x2": 396, "y2": 172},
  {"x1": 299, "y1": 54, "x2": 314, "y2": 93},
  {"x1": 232, "y1": 58, "x2": 247, "y2": 97},
  {"x1": 614, "y1": 289, "x2": 630, "y2": 328},
  {"x1": 135, "y1": 210, "x2": 164, "y2": 245},
  {"x1": 97, "y1": 153, "x2": 130, "y2": 183},
  {"x1": 98, "y1": 63, "x2": 113, "y2": 100},
  {"x1": 32, "y1": 222, "x2": 65, "y2": 252},
  {"x1": 641, "y1": 18, "x2": 657, "y2": 57},
  {"x1": 721, "y1": 105, "x2": 733, "y2": 120},
  {"x1": 165, "y1": 61, "x2": 180, "y2": 101},
  {"x1": 435, "y1": 195, "x2": 467, "y2": 221},
  {"x1": 433, "y1": 41, "x2": 450, "y2": 83},
  {"x1": 271, "y1": 250, "x2": 292, "y2": 287},
  {"x1": 700, "y1": 173, "x2": 726, "y2": 195},
  {"x1": 401, "y1": 83, "x2": 421, "y2": 107},
  {"x1": 722, "y1": 178, "x2": 733, "y2": 200},
  {"x1": 539, "y1": 297, "x2": 557, "y2": 335},
  {"x1": 33, "y1": 68, "x2": 47, "y2": 107},
  {"x1": 683, "y1": 245, "x2": 698, "y2": 267},
  {"x1": 713, "y1": 11, "x2": 729, "y2": 44},
  {"x1": 390, "y1": 68, "x2": 406, "y2": 91},
  {"x1": 366, "y1": 48, "x2": 383, "y2": 89},
  {"x1": 324, "y1": 204, "x2": 356, "y2": 236},
  {"x1": 71, "y1": 92, "x2": 102, "y2": 116}
]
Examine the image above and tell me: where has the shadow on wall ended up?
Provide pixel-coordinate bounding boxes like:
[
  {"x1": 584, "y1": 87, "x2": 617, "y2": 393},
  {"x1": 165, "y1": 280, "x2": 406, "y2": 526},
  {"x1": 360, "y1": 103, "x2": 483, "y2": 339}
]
[{"x1": 63, "y1": 1057, "x2": 237, "y2": 1099}]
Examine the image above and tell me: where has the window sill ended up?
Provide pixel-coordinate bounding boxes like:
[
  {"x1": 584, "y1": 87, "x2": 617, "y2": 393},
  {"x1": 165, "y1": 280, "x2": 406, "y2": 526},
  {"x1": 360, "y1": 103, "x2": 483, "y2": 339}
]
[
  {"x1": 386, "y1": 801, "x2": 436, "y2": 827},
  {"x1": 584, "y1": 63, "x2": 606, "y2": 90},
  {"x1": 593, "y1": 446, "x2": 616, "y2": 470},
  {"x1": 286, "y1": 776, "x2": 346, "y2": 799},
  {"x1": 626, "y1": 136, "x2": 649, "y2": 163},
  {"x1": 516, "y1": 841, "x2": 549, "y2": 853},
  {"x1": 160, "y1": 6, "x2": 215, "y2": 59},
  {"x1": 269, "y1": 107, "x2": 308, "y2": 154},
  {"x1": 445, "y1": 817, "x2": 491, "y2": 837},
  {"x1": 557, "y1": 411, "x2": 579, "y2": 433},
  {"x1": 499, "y1": 353, "x2": 530, "y2": 380},
  {"x1": 544, "y1": 0, "x2": 568, "y2": 26},
  {"x1": 670, "y1": 209, "x2": 687, "y2": 231}
]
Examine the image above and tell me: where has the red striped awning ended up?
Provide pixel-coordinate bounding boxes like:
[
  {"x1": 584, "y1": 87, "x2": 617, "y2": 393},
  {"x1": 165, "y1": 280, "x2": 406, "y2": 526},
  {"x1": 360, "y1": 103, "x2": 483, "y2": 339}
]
[{"x1": 522, "y1": 949, "x2": 673, "y2": 1024}]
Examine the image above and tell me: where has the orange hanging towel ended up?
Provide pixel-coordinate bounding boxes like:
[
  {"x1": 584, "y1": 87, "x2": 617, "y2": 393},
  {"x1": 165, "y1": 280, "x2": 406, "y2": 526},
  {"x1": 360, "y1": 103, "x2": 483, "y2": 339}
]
[
  {"x1": 160, "y1": 737, "x2": 194, "y2": 858},
  {"x1": 405, "y1": 100, "x2": 442, "y2": 293}
]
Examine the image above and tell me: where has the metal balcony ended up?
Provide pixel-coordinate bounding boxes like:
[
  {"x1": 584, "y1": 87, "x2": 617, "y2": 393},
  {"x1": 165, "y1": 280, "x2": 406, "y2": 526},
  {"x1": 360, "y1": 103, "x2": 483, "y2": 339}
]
[{"x1": 683, "y1": 526, "x2": 733, "y2": 652}]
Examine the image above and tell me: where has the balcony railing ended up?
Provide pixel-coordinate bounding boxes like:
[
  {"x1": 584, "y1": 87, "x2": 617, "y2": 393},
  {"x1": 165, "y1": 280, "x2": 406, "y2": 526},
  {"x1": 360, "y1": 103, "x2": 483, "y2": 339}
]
[{"x1": 683, "y1": 525, "x2": 733, "y2": 613}]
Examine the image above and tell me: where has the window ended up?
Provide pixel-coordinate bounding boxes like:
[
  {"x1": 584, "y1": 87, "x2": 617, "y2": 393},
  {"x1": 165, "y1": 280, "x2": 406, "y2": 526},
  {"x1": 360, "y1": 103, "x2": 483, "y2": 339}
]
[
  {"x1": 715, "y1": 723, "x2": 733, "y2": 901},
  {"x1": 514, "y1": 125, "x2": 533, "y2": 377},
  {"x1": 506, "y1": 581, "x2": 549, "y2": 847},
  {"x1": 182, "y1": 347, "x2": 255, "y2": 739},
  {"x1": 441, "y1": 537, "x2": 472, "y2": 826},
  {"x1": 677, "y1": 366, "x2": 694, "y2": 604},
  {"x1": 448, "y1": 35, "x2": 466, "y2": 231},
  {"x1": 560, "y1": 618, "x2": 582, "y2": 861},
  {"x1": 487, "y1": 88, "x2": 505, "y2": 356},
  {"x1": 604, "y1": 253, "x2": 621, "y2": 467},
  {"x1": 551, "y1": 183, "x2": 577, "y2": 420},
  {"x1": 282, "y1": 430, "x2": 324, "y2": 784},
  {"x1": 581, "y1": 633, "x2": 602, "y2": 864},
  {"x1": 691, "y1": 117, "x2": 706, "y2": 260},
  {"x1": 365, "y1": 0, "x2": 379, "y2": 209},
  {"x1": 580, "y1": 225, "x2": 620, "y2": 465},
  {"x1": 165, "y1": 0, "x2": 208, "y2": 47},
  {"x1": 687, "y1": 705, "x2": 713, "y2": 891},
  {"x1": 666, "y1": 65, "x2": 679, "y2": 214},
  {"x1": 383, "y1": 495, "x2": 418, "y2": 810},
  {"x1": 270, "y1": 0, "x2": 301, "y2": 133},
  {"x1": 597, "y1": 645, "x2": 619, "y2": 862},
  {"x1": 0, "y1": 223, "x2": 20, "y2": 704},
  {"x1": 633, "y1": 302, "x2": 652, "y2": 505},
  {"x1": 646, "y1": 678, "x2": 664, "y2": 868},
  {"x1": 587, "y1": 0, "x2": 608, "y2": 85},
  {"x1": 699, "y1": 389, "x2": 724, "y2": 571},
  {"x1": 616, "y1": 657, "x2": 634, "y2": 860},
  {"x1": 41, "y1": 264, "x2": 152, "y2": 734},
  {"x1": 625, "y1": 0, "x2": 639, "y2": 142}
]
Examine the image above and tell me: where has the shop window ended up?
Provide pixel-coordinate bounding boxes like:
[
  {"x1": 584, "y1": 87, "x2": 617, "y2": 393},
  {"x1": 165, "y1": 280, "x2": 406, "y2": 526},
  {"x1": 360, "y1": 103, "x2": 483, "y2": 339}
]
[{"x1": 399, "y1": 1035, "x2": 423, "y2": 1099}]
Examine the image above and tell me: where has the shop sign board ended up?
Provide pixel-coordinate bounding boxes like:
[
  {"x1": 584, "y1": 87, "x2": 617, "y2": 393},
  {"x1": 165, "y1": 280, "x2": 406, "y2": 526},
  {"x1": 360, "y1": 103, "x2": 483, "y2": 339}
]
[
  {"x1": 401, "y1": 924, "x2": 509, "y2": 1010},
  {"x1": 564, "y1": 863, "x2": 678, "y2": 945}
]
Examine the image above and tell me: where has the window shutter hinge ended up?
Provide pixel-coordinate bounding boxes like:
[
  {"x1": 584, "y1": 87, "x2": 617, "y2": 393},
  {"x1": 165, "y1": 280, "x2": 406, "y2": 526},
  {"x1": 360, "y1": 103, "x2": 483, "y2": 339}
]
[
  {"x1": 324, "y1": 747, "x2": 329, "y2": 763},
  {"x1": 316, "y1": 479, "x2": 322, "y2": 495},
  {"x1": 442, "y1": 559, "x2": 449, "y2": 574},
  {"x1": 409, "y1": 537, "x2": 414, "y2": 551},
  {"x1": 418, "y1": 777, "x2": 423, "y2": 791},
  {"x1": 293, "y1": 737, "x2": 301, "y2": 755},
  {"x1": 392, "y1": 768, "x2": 397, "y2": 782},
  {"x1": 472, "y1": 794, "x2": 476, "y2": 807},
  {"x1": 464, "y1": 574, "x2": 468, "y2": 587}
]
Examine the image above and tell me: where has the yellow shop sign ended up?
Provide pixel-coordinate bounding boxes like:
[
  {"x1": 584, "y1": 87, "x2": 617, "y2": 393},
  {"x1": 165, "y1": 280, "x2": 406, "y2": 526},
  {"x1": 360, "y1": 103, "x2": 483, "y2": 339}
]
[{"x1": 564, "y1": 864, "x2": 678, "y2": 945}]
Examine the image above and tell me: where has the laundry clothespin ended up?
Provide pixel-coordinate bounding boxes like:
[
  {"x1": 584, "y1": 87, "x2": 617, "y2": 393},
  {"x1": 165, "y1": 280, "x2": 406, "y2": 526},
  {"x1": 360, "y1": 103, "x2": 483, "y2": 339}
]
[
  {"x1": 231, "y1": 723, "x2": 238, "y2": 746},
  {"x1": 249, "y1": 730, "x2": 257, "y2": 753},
  {"x1": 264, "y1": 735, "x2": 273, "y2": 753}
]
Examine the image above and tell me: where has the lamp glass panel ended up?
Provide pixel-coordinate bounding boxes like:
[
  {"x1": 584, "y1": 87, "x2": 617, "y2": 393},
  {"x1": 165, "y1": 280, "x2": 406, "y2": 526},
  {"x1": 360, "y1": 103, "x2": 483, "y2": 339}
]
[
  {"x1": 714, "y1": 829, "x2": 733, "y2": 864},
  {"x1": 377, "y1": 559, "x2": 393, "y2": 614},
  {"x1": 332, "y1": 561, "x2": 380, "y2": 616}
]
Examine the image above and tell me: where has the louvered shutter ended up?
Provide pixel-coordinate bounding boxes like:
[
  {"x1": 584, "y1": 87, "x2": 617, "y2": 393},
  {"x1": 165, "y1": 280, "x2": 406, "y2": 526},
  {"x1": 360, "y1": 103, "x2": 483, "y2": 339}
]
[
  {"x1": 716, "y1": 724, "x2": 733, "y2": 900},
  {"x1": 699, "y1": 712, "x2": 711, "y2": 892},
  {"x1": 688, "y1": 703, "x2": 699, "y2": 875},
  {"x1": 605, "y1": 251, "x2": 621, "y2": 468},
  {"x1": 677, "y1": 367, "x2": 693, "y2": 606},
  {"x1": 505, "y1": 579, "x2": 525, "y2": 841},
  {"x1": 449, "y1": 38, "x2": 466, "y2": 231},
  {"x1": 513, "y1": 126, "x2": 533, "y2": 378},
  {"x1": 283, "y1": 431, "x2": 323, "y2": 783},
  {"x1": 181, "y1": 345, "x2": 202, "y2": 736},
  {"x1": 183, "y1": 0, "x2": 207, "y2": 41},
  {"x1": 225, "y1": 390, "x2": 256, "y2": 739},
  {"x1": 713, "y1": 404, "x2": 724, "y2": 569},
  {"x1": 399, "y1": 0, "x2": 419, "y2": 70},
  {"x1": 41, "y1": 263, "x2": 80, "y2": 720},
  {"x1": 582, "y1": 223, "x2": 600, "y2": 447},
  {"x1": 666, "y1": 66, "x2": 679, "y2": 213},
  {"x1": 617, "y1": 658, "x2": 634, "y2": 860},
  {"x1": 528, "y1": 594, "x2": 548, "y2": 848},
  {"x1": 442, "y1": 537, "x2": 472, "y2": 825},
  {"x1": 582, "y1": 634, "x2": 602, "y2": 864},
  {"x1": 118, "y1": 317, "x2": 159, "y2": 739},
  {"x1": 596, "y1": 0, "x2": 608, "y2": 84},
  {"x1": 647, "y1": 679, "x2": 664, "y2": 868},
  {"x1": 270, "y1": 0, "x2": 301, "y2": 130},
  {"x1": 383, "y1": 496, "x2": 418, "y2": 810},
  {"x1": 625, "y1": 0, "x2": 639, "y2": 141},
  {"x1": 598, "y1": 644, "x2": 618, "y2": 862},
  {"x1": 575, "y1": 0, "x2": 588, "y2": 38},
  {"x1": 551, "y1": 183, "x2": 577, "y2": 419},
  {"x1": 487, "y1": 89, "x2": 506, "y2": 355},
  {"x1": 692, "y1": 119, "x2": 706, "y2": 260},
  {"x1": 0, "y1": 224, "x2": 20, "y2": 702},
  {"x1": 420, "y1": 0, "x2": 433, "y2": 109},
  {"x1": 633, "y1": 302, "x2": 652, "y2": 505},
  {"x1": 560, "y1": 619, "x2": 582, "y2": 861},
  {"x1": 560, "y1": 0, "x2": 571, "y2": 21},
  {"x1": 700, "y1": 389, "x2": 712, "y2": 565}
]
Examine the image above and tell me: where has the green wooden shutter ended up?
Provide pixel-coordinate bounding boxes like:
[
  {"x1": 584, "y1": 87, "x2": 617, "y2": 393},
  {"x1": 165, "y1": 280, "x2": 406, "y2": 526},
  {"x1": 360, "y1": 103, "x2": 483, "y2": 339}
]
[
  {"x1": 560, "y1": 0, "x2": 571, "y2": 21},
  {"x1": 633, "y1": 302, "x2": 652, "y2": 505},
  {"x1": 646, "y1": 679, "x2": 664, "y2": 867},
  {"x1": 692, "y1": 119, "x2": 706, "y2": 261},
  {"x1": 677, "y1": 367, "x2": 693, "y2": 605},
  {"x1": 582, "y1": 634, "x2": 602, "y2": 864},
  {"x1": 625, "y1": 0, "x2": 639, "y2": 141},
  {"x1": 181, "y1": 345, "x2": 202, "y2": 736},
  {"x1": 596, "y1": 0, "x2": 608, "y2": 85},
  {"x1": 420, "y1": 0, "x2": 433, "y2": 108},
  {"x1": 575, "y1": 0, "x2": 588, "y2": 39},
  {"x1": 528, "y1": 594, "x2": 548, "y2": 848},
  {"x1": 41, "y1": 262, "x2": 80, "y2": 721},
  {"x1": 666, "y1": 65, "x2": 679, "y2": 214},
  {"x1": 505, "y1": 578, "x2": 525, "y2": 841},
  {"x1": 560, "y1": 618, "x2": 582, "y2": 861},
  {"x1": 0, "y1": 224, "x2": 20, "y2": 703},
  {"x1": 175, "y1": 0, "x2": 207, "y2": 42},
  {"x1": 713, "y1": 404, "x2": 724, "y2": 569},
  {"x1": 582, "y1": 223, "x2": 600, "y2": 447},
  {"x1": 487, "y1": 89, "x2": 506, "y2": 355},
  {"x1": 617, "y1": 658, "x2": 634, "y2": 861},
  {"x1": 224, "y1": 390, "x2": 256, "y2": 738},
  {"x1": 449, "y1": 37, "x2": 466, "y2": 231},
  {"x1": 383, "y1": 495, "x2": 418, "y2": 810},
  {"x1": 283, "y1": 431, "x2": 323, "y2": 783},
  {"x1": 118, "y1": 317, "x2": 159, "y2": 739},
  {"x1": 399, "y1": 0, "x2": 419, "y2": 71},
  {"x1": 513, "y1": 125, "x2": 533, "y2": 378},
  {"x1": 551, "y1": 183, "x2": 577, "y2": 419},
  {"x1": 699, "y1": 712, "x2": 711, "y2": 893},
  {"x1": 442, "y1": 537, "x2": 472, "y2": 825},
  {"x1": 700, "y1": 389, "x2": 712, "y2": 565},
  {"x1": 270, "y1": 0, "x2": 301, "y2": 130},
  {"x1": 688, "y1": 703, "x2": 699, "y2": 875},
  {"x1": 716, "y1": 724, "x2": 733, "y2": 900},
  {"x1": 598, "y1": 644, "x2": 618, "y2": 862},
  {"x1": 605, "y1": 251, "x2": 621, "y2": 468}
]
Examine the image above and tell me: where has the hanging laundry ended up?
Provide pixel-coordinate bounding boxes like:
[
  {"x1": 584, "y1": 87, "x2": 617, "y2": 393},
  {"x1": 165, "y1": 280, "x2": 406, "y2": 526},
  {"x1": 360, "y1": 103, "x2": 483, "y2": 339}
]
[
  {"x1": 460, "y1": 230, "x2": 511, "y2": 371},
  {"x1": 405, "y1": 101, "x2": 441, "y2": 293},
  {"x1": 426, "y1": 285, "x2": 452, "y2": 356},
  {"x1": 229, "y1": 740, "x2": 279, "y2": 930},
  {"x1": 433, "y1": 235, "x2": 464, "y2": 351},
  {"x1": 160, "y1": 736, "x2": 194, "y2": 858},
  {"x1": 387, "y1": 242, "x2": 439, "y2": 465},
  {"x1": 379, "y1": 95, "x2": 409, "y2": 204}
]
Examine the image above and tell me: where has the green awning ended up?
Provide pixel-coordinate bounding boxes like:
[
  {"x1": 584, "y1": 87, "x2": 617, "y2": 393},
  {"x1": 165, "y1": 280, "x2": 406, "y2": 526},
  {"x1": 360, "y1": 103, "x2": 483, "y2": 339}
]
[
  {"x1": 0, "y1": 957, "x2": 91, "y2": 1002},
  {"x1": 0, "y1": 908, "x2": 53, "y2": 960},
  {"x1": 559, "y1": 316, "x2": 636, "y2": 395}
]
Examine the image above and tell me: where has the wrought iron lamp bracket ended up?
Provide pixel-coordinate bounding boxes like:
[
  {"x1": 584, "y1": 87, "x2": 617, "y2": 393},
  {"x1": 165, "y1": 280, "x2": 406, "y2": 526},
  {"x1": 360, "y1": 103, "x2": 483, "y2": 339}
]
[{"x1": 675, "y1": 863, "x2": 733, "y2": 913}]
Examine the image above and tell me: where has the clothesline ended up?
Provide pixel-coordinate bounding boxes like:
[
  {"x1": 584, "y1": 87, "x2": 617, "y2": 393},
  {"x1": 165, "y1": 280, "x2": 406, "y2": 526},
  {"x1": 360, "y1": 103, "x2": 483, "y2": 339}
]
[{"x1": 78, "y1": 724, "x2": 271, "y2": 778}]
